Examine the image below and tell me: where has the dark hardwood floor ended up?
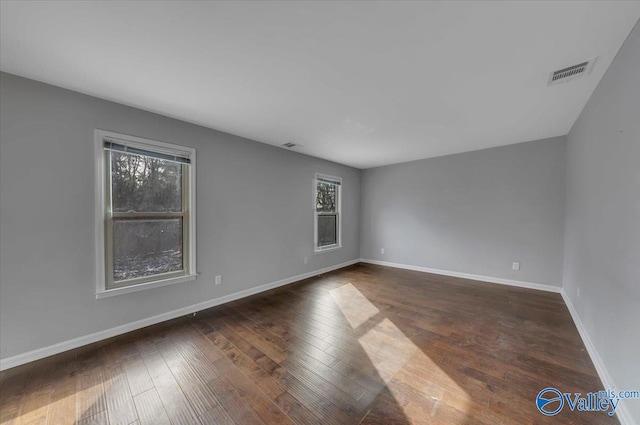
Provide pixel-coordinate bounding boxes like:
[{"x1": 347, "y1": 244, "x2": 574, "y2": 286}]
[{"x1": 0, "y1": 263, "x2": 618, "y2": 424}]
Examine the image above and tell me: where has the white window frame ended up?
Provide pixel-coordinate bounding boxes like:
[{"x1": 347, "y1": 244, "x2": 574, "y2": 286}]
[
  {"x1": 94, "y1": 130, "x2": 197, "y2": 299},
  {"x1": 314, "y1": 173, "x2": 342, "y2": 253}
]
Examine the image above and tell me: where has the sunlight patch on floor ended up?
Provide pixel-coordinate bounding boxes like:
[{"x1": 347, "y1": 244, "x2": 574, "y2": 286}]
[
  {"x1": 333, "y1": 283, "x2": 472, "y2": 423},
  {"x1": 330, "y1": 282, "x2": 380, "y2": 329}
]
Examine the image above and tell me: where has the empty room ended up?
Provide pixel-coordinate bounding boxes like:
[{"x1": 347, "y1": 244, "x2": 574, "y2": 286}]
[{"x1": 0, "y1": 1, "x2": 638, "y2": 424}]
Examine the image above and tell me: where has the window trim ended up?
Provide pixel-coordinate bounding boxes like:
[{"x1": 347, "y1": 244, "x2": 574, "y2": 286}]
[
  {"x1": 314, "y1": 173, "x2": 342, "y2": 253},
  {"x1": 94, "y1": 130, "x2": 197, "y2": 299}
]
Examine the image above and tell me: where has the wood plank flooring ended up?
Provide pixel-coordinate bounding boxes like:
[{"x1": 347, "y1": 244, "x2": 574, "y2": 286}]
[{"x1": 0, "y1": 263, "x2": 619, "y2": 424}]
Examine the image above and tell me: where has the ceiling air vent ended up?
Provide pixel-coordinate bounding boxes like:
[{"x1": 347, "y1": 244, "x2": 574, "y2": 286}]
[
  {"x1": 282, "y1": 142, "x2": 298, "y2": 148},
  {"x1": 548, "y1": 58, "x2": 596, "y2": 86}
]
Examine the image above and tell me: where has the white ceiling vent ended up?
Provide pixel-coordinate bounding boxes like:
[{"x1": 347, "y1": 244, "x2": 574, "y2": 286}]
[
  {"x1": 282, "y1": 142, "x2": 298, "y2": 148},
  {"x1": 548, "y1": 58, "x2": 596, "y2": 86}
]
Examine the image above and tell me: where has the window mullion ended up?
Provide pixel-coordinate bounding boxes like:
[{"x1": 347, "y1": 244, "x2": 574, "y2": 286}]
[{"x1": 111, "y1": 212, "x2": 184, "y2": 219}]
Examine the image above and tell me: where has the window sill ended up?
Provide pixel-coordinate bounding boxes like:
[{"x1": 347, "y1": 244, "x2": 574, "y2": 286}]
[
  {"x1": 96, "y1": 273, "x2": 198, "y2": 299},
  {"x1": 314, "y1": 245, "x2": 342, "y2": 254}
]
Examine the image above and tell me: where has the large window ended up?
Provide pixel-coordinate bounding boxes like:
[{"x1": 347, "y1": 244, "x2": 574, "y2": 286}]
[
  {"x1": 315, "y1": 174, "x2": 341, "y2": 252},
  {"x1": 95, "y1": 130, "x2": 196, "y2": 297}
]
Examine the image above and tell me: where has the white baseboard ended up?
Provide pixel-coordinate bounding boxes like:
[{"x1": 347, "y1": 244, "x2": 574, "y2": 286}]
[
  {"x1": 0, "y1": 259, "x2": 359, "y2": 371},
  {"x1": 359, "y1": 258, "x2": 562, "y2": 293},
  {"x1": 561, "y1": 290, "x2": 636, "y2": 425}
]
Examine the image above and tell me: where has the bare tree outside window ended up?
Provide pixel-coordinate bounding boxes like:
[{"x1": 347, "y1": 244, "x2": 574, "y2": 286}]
[
  {"x1": 109, "y1": 151, "x2": 186, "y2": 283},
  {"x1": 316, "y1": 182, "x2": 336, "y2": 212},
  {"x1": 111, "y1": 151, "x2": 182, "y2": 213}
]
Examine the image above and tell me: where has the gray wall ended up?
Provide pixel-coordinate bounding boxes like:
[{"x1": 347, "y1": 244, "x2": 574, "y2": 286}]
[
  {"x1": 0, "y1": 72, "x2": 361, "y2": 360},
  {"x1": 563, "y1": 22, "x2": 640, "y2": 422},
  {"x1": 360, "y1": 137, "x2": 567, "y2": 287}
]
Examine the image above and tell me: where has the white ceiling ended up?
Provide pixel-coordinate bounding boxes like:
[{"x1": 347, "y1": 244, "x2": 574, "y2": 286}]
[{"x1": 1, "y1": 1, "x2": 639, "y2": 168}]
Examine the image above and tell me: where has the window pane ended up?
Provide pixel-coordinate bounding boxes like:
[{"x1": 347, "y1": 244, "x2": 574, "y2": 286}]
[
  {"x1": 112, "y1": 218, "x2": 183, "y2": 282},
  {"x1": 316, "y1": 182, "x2": 337, "y2": 212},
  {"x1": 317, "y1": 214, "x2": 337, "y2": 247},
  {"x1": 111, "y1": 151, "x2": 183, "y2": 212}
]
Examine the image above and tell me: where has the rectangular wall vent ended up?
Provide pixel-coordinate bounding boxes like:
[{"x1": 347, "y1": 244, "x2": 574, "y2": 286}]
[{"x1": 548, "y1": 58, "x2": 596, "y2": 86}]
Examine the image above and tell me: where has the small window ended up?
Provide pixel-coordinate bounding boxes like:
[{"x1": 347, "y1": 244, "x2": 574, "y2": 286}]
[
  {"x1": 315, "y1": 174, "x2": 341, "y2": 252},
  {"x1": 95, "y1": 130, "x2": 196, "y2": 297}
]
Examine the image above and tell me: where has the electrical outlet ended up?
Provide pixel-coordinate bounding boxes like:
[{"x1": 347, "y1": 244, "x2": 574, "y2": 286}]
[
  {"x1": 381, "y1": 248, "x2": 385, "y2": 254},
  {"x1": 577, "y1": 287, "x2": 580, "y2": 298},
  {"x1": 215, "y1": 275, "x2": 222, "y2": 286},
  {"x1": 512, "y1": 262, "x2": 520, "y2": 271},
  {"x1": 304, "y1": 257, "x2": 309, "y2": 265}
]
